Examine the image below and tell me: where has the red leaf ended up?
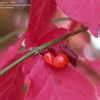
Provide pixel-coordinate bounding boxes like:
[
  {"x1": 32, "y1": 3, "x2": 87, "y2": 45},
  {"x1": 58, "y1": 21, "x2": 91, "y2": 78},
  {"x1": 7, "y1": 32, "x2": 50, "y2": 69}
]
[
  {"x1": 89, "y1": 60, "x2": 100, "y2": 98},
  {"x1": 0, "y1": 39, "x2": 22, "y2": 69},
  {"x1": 24, "y1": 55, "x2": 97, "y2": 100},
  {"x1": 0, "y1": 63, "x2": 24, "y2": 100},
  {"x1": 0, "y1": 0, "x2": 98, "y2": 99},
  {"x1": 56, "y1": 0, "x2": 100, "y2": 36},
  {"x1": 36, "y1": 28, "x2": 67, "y2": 46},
  {"x1": 0, "y1": 38, "x2": 25, "y2": 99},
  {"x1": 25, "y1": 0, "x2": 56, "y2": 47}
]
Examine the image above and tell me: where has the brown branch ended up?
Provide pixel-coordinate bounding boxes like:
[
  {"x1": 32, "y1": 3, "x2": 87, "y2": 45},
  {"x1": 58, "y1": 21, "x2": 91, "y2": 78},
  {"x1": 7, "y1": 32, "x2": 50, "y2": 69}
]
[{"x1": 0, "y1": 27, "x2": 87, "y2": 76}]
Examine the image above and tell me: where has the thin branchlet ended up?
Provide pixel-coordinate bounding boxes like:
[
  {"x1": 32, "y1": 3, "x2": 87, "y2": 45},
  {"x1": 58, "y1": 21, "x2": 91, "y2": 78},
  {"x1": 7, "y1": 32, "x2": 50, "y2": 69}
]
[{"x1": 0, "y1": 27, "x2": 87, "y2": 76}]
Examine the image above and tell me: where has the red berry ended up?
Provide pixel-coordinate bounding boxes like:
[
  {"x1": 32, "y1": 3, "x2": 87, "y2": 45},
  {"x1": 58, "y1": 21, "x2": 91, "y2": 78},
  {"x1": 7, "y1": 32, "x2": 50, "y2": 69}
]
[
  {"x1": 43, "y1": 52, "x2": 54, "y2": 65},
  {"x1": 53, "y1": 53, "x2": 69, "y2": 68},
  {"x1": 43, "y1": 52, "x2": 69, "y2": 69}
]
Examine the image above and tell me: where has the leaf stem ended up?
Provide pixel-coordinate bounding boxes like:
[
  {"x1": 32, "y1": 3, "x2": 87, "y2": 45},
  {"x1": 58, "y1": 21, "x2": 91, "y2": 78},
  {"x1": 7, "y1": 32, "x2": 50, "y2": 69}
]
[{"x1": 0, "y1": 27, "x2": 87, "y2": 76}]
